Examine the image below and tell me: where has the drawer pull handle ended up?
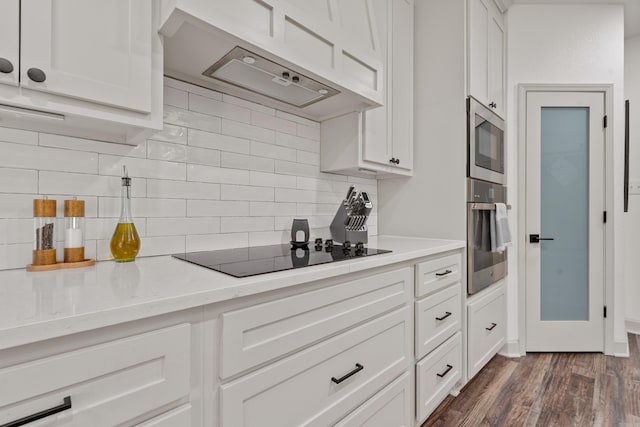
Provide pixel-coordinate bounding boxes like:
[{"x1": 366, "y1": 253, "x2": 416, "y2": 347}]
[
  {"x1": 1, "y1": 396, "x2": 71, "y2": 427},
  {"x1": 436, "y1": 311, "x2": 452, "y2": 321},
  {"x1": 436, "y1": 364, "x2": 453, "y2": 378},
  {"x1": 331, "y1": 363, "x2": 364, "y2": 384},
  {"x1": 435, "y1": 269, "x2": 452, "y2": 277},
  {"x1": 486, "y1": 322, "x2": 497, "y2": 331}
]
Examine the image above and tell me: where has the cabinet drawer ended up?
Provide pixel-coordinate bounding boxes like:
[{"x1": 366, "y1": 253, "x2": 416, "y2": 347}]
[
  {"x1": 467, "y1": 285, "x2": 505, "y2": 379},
  {"x1": 415, "y1": 285, "x2": 461, "y2": 359},
  {"x1": 0, "y1": 324, "x2": 190, "y2": 426},
  {"x1": 137, "y1": 404, "x2": 192, "y2": 427},
  {"x1": 221, "y1": 307, "x2": 412, "y2": 427},
  {"x1": 415, "y1": 253, "x2": 462, "y2": 297},
  {"x1": 221, "y1": 267, "x2": 412, "y2": 379},
  {"x1": 416, "y1": 332, "x2": 462, "y2": 423},
  {"x1": 334, "y1": 372, "x2": 411, "y2": 427}
]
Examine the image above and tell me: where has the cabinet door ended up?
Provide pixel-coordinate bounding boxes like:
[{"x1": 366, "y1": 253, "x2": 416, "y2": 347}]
[
  {"x1": 487, "y1": 9, "x2": 505, "y2": 117},
  {"x1": 0, "y1": 1, "x2": 19, "y2": 87},
  {"x1": 20, "y1": 0, "x2": 152, "y2": 113},
  {"x1": 468, "y1": 0, "x2": 489, "y2": 105},
  {"x1": 390, "y1": 0, "x2": 413, "y2": 171}
]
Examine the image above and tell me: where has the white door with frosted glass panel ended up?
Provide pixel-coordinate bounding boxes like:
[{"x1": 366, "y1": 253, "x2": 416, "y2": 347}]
[{"x1": 525, "y1": 91, "x2": 605, "y2": 352}]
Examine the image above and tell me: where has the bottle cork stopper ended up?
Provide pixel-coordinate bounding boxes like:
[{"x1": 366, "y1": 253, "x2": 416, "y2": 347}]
[
  {"x1": 64, "y1": 199, "x2": 85, "y2": 217},
  {"x1": 33, "y1": 199, "x2": 57, "y2": 217}
]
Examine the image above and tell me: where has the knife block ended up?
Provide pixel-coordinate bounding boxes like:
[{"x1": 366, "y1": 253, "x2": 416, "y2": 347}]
[{"x1": 330, "y1": 203, "x2": 368, "y2": 244}]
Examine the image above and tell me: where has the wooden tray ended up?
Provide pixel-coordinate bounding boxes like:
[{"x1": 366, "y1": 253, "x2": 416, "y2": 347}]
[{"x1": 26, "y1": 259, "x2": 96, "y2": 272}]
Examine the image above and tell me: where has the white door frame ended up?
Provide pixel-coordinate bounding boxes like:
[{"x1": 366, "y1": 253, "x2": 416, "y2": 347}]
[{"x1": 517, "y1": 84, "x2": 615, "y2": 356}]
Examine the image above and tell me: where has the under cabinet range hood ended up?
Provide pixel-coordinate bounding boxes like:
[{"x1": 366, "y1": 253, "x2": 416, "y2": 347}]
[
  {"x1": 158, "y1": 0, "x2": 384, "y2": 121},
  {"x1": 202, "y1": 47, "x2": 339, "y2": 108}
]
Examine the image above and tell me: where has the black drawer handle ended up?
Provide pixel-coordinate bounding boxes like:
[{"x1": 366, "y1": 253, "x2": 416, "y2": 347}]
[
  {"x1": 1, "y1": 396, "x2": 72, "y2": 427},
  {"x1": 331, "y1": 363, "x2": 364, "y2": 384},
  {"x1": 435, "y1": 311, "x2": 452, "y2": 321},
  {"x1": 486, "y1": 322, "x2": 497, "y2": 331},
  {"x1": 435, "y1": 269, "x2": 452, "y2": 277},
  {"x1": 436, "y1": 364, "x2": 453, "y2": 378}
]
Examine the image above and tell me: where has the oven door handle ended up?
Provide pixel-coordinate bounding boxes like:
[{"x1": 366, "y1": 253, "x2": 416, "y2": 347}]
[{"x1": 470, "y1": 202, "x2": 496, "y2": 210}]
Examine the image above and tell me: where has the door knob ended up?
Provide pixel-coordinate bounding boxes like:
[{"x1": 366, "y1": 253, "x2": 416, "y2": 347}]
[{"x1": 529, "y1": 234, "x2": 554, "y2": 243}]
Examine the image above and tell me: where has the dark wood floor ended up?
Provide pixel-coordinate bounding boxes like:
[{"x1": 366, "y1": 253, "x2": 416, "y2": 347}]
[{"x1": 423, "y1": 334, "x2": 640, "y2": 427}]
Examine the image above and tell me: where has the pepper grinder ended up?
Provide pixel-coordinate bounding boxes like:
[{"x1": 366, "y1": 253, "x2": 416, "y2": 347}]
[
  {"x1": 64, "y1": 198, "x2": 85, "y2": 263},
  {"x1": 32, "y1": 197, "x2": 57, "y2": 266}
]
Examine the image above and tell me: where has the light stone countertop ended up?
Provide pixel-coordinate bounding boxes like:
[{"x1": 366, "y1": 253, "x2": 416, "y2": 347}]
[{"x1": 0, "y1": 236, "x2": 464, "y2": 351}]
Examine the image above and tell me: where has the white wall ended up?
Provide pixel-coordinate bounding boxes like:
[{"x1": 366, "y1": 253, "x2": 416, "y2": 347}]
[
  {"x1": 624, "y1": 35, "x2": 640, "y2": 333},
  {"x1": 506, "y1": 4, "x2": 626, "y2": 351},
  {"x1": 0, "y1": 78, "x2": 377, "y2": 270}
]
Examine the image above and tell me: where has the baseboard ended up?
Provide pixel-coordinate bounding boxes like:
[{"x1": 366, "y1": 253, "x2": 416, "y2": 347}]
[
  {"x1": 499, "y1": 340, "x2": 523, "y2": 358},
  {"x1": 626, "y1": 318, "x2": 640, "y2": 335},
  {"x1": 614, "y1": 339, "x2": 630, "y2": 358}
]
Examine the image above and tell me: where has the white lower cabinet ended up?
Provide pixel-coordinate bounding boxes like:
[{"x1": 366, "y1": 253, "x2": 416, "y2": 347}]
[
  {"x1": 220, "y1": 307, "x2": 412, "y2": 427},
  {"x1": 467, "y1": 283, "x2": 506, "y2": 380},
  {"x1": 335, "y1": 372, "x2": 412, "y2": 427},
  {"x1": 416, "y1": 332, "x2": 462, "y2": 422},
  {"x1": 0, "y1": 323, "x2": 193, "y2": 426},
  {"x1": 137, "y1": 404, "x2": 193, "y2": 427}
]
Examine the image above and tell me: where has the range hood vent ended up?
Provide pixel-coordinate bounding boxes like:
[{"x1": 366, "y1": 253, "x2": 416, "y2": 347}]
[{"x1": 202, "y1": 46, "x2": 339, "y2": 108}]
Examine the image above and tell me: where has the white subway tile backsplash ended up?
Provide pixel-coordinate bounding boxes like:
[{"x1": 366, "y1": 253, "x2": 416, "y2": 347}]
[
  {"x1": 164, "y1": 105, "x2": 222, "y2": 133},
  {"x1": 147, "y1": 140, "x2": 187, "y2": 162},
  {"x1": 147, "y1": 217, "x2": 220, "y2": 236},
  {"x1": 0, "y1": 142, "x2": 98, "y2": 174},
  {"x1": 221, "y1": 216, "x2": 273, "y2": 233},
  {"x1": 187, "y1": 164, "x2": 249, "y2": 185},
  {"x1": 251, "y1": 141, "x2": 297, "y2": 161},
  {"x1": 186, "y1": 233, "x2": 248, "y2": 252},
  {"x1": 189, "y1": 93, "x2": 251, "y2": 123},
  {"x1": 251, "y1": 111, "x2": 297, "y2": 134},
  {"x1": 164, "y1": 86, "x2": 189, "y2": 109},
  {"x1": 40, "y1": 133, "x2": 147, "y2": 158},
  {"x1": 0, "y1": 168, "x2": 38, "y2": 193},
  {"x1": 221, "y1": 184, "x2": 274, "y2": 202},
  {"x1": 221, "y1": 119, "x2": 275, "y2": 144},
  {"x1": 220, "y1": 152, "x2": 273, "y2": 173},
  {"x1": 39, "y1": 171, "x2": 146, "y2": 197},
  {"x1": 99, "y1": 154, "x2": 186, "y2": 180},
  {"x1": 187, "y1": 200, "x2": 249, "y2": 217},
  {"x1": 0, "y1": 78, "x2": 377, "y2": 270},
  {"x1": 189, "y1": 128, "x2": 250, "y2": 154},
  {"x1": 0, "y1": 127, "x2": 38, "y2": 145},
  {"x1": 249, "y1": 171, "x2": 297, "y2": 189}
]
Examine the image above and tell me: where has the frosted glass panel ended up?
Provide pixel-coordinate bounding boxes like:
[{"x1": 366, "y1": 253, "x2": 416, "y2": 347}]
[{"x1": 540, "y1": 107, "x2": 589, "y2": 321}]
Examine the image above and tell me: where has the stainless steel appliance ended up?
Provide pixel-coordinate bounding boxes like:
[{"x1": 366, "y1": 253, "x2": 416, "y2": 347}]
[
  {"x1": 468, "y1": 96, "x2": 505, "y2": 185},
  {"x1": 467, "y1": 178, "x2": 508, "y2": 294}
]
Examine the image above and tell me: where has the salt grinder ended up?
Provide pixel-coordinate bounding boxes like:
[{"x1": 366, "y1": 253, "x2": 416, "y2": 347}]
[
  {"x1": 64, "y1": 198, "x2": 85, "y2": 263},
  {"x1": 33, "y1": 197, "x2": 57, "y2": 266}
]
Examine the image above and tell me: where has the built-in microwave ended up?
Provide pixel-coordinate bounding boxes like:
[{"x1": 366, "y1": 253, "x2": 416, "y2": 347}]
[{"x1": 467, "y1": 97, "x2": 505, "y2": 185}]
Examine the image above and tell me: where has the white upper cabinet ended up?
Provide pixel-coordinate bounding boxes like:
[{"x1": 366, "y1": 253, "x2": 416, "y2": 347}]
[
  {"x1": 159, "y1": 0, "x2": 384, "y2": 121},
  {"x1": 0, "y1": 0, "x2": 163, "y2": 144},
  {"x1": 468, "y1": 0, "x2": 505, "y2": 118},
  {"x1": 20, "y1": 0, "x2": 152, "y2": 112},
  {"x1": 321, "y1": 0, "x2": 414, "y2": 178}
]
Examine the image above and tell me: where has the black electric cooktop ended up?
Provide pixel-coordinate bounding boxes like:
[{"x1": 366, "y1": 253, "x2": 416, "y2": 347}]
[{"x1": 173, "y1": 242, "x2": 391, "y2": 278}]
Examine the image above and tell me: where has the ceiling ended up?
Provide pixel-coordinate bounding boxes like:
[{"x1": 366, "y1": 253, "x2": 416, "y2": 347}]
[{"x1": 509, "y1": 0, "x2": 640, "y2": 39}]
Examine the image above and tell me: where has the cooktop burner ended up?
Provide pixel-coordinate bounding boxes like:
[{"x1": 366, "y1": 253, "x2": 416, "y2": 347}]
[{"x1": 172, "y1": 242, "x2": 391, "y2": 278}]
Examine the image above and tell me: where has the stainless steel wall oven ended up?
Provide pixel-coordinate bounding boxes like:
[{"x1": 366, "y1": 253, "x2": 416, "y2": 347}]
[{"x1": 467, "y1": 178, "x2": 507, "y2": 295}]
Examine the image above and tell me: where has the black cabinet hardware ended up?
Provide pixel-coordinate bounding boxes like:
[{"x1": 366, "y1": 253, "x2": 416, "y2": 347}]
[
  {"x1": 489, "y1": 102, "x2": 497, "y2": 108},
  {"x1": 435, "y1": 311, "x2": 452, "y2": 321},
  {"x1": 486, "y1": 322, "x2": 497, "y2": 331},
  {"x1": 436, "y1": 364, "x2": 453, "y2": 378},
  {"x1": 2, "y1": 396, "x2": 71, "y2": 427},
  {"x1": 331, "y1": 363, "x2": 364, "y2": 384},
  {"x1": 435, "y1": 269, "x2": 452, "y2": 277},
  {"x1": 0, "y1": 58, "x2": 14, "y2": 74},
  {"x1": 27, "y1": 68, "x2": 46, "y2": 83},
  {"x1": 529, "y1": 234, "x2": 554, "y2": 243},
  {"x1": 389, "y1": 158, "x2": 400, "y2": 165}
]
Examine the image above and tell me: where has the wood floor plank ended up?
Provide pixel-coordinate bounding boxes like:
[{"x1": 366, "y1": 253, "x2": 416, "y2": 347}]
[{"x1": 422, "y1": 334, "x2": 640, "y2": 427}]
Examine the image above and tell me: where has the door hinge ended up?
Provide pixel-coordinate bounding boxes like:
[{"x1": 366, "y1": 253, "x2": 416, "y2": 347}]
[
  {"x1": 604, "y1": 306, "x2": 607, "y2": 318},
  {"x1": 603, "y1": 211, "x2": 607, "y2": 223},
  {"x1": 604, "y1": 115, "x2": 608, "y2": 128}
]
